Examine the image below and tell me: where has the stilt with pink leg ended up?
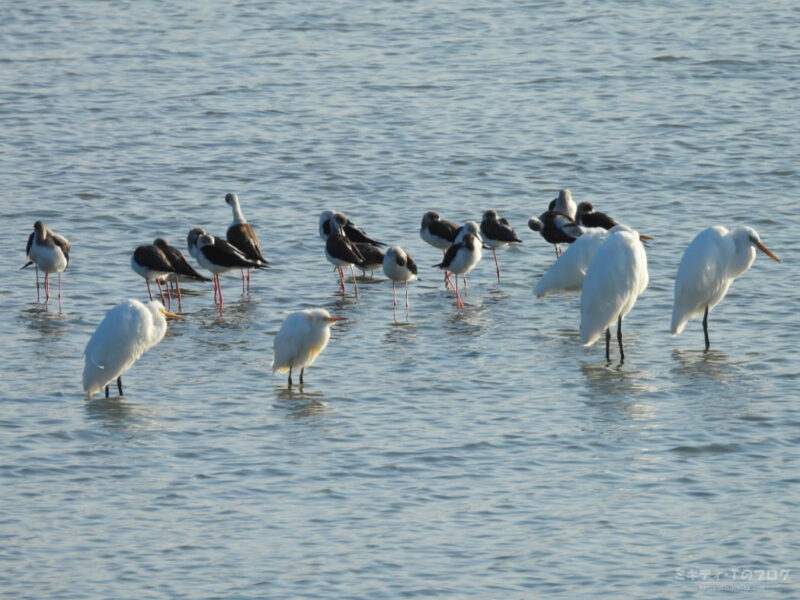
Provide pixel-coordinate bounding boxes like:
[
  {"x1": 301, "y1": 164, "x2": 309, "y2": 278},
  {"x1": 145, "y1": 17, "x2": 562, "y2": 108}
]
[
  {"x1": 21, "y1": 221, "x2": 70, "y2": 309},
  {"x1": 195, "y1": 233, "x2": 266, "y2": 308},
  {"x1": 434, "y1": 231, "x2": 482, "y2": 311}
]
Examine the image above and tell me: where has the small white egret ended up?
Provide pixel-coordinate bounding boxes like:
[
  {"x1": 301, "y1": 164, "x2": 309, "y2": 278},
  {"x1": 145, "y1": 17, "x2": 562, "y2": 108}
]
[
  {"x1": 271, "y1": 309, "x2": 345, "y2": 387},
  {"x1": 83, "y1": 299, "x2": 180, "y2": 400},
  {"x1": 580, "y1": 226, "x2": 649, "y2": 362},
  {"x1": 480, "y1": 209, "x2": 522, "y2": 282},
  {"x1": 383, "y1": 246, "x2": 418, "y2": 310},
  {"x1": 670, "y1": 226, "x2": 779, "y2": 350},
  {"x1": 225, "y1": 192, "x2": 269, "y2": 293},
  {"x1": 21, "y1": 221, "x2": 70, "y2": 306}
]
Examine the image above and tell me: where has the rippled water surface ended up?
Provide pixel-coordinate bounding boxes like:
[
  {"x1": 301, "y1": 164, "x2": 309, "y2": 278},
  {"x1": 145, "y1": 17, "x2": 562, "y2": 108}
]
[{"x1": 2, "y1": 1, "x2": 799, "y2": 598}]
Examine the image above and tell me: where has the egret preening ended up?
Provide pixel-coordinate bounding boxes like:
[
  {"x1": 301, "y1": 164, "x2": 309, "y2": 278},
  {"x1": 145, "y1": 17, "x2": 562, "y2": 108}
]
[
  {"x1": 580, "y1": 226, "x2": 649, "y2": 363},
  {"x1": 83, "y1": 299, "x2": 179, "y2": 400},
  {"x1": 21, "y1": 221, "x2": 70, "y2": 307},
  {"x1": 534, "y1": 227, "x2": 610, "y2": 297},
  {"x1": 271, "y1": 309, "x2": 345, "y2": 387},
  {"x1": 670, "y1": 226, "x2": 780, "y2": 350},
  {"x1": 383, "y1": 246, "x2": 418, "y2": 311},
  {"x1": 225, "y1": 192, "x2": 269, "y2": 293},
  {"x1": 480, "y1": 209, "x2": 522, "y2": 283}
]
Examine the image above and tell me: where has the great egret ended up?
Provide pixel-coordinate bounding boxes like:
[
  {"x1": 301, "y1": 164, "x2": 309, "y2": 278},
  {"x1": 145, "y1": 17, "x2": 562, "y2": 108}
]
[
  {"x1": 21, "y1": 221, "x2": 70, "y2": 306},
  {"x1": 383, "y1": 246, "x2": 418, "y2": 310},
  {"x1": 670, "y1": 226, "x2": 780, "y2": 350},
  {"x1": 318, "y1": 210, "x2": 385, "y2": 246},
  {"x1": 434, "y1": 231, "x2": 482, "y2": 310},
  {"x1": 535, "y1": 227, "x2": 610, "y2": 297},
  {"x1": 225, "y1": 192, "x2": 269, "y2": 293},
  {"x1": 580, "y1": 226, "x2": 649, "y2": 362},
  {"x1": 528, "y1": 211, "x2": 583, "y2": 257},
  {"x1": 547, "y1": 189, "x2": 577, "y2": 220},
  {"x1": 480, "y1": 209, "x2": 522, "y2": 282},
  {"x1": 83, "y1": 299, "x2": 179, "y2": 399},
  {"x1": 195, "y1": 233, "x2": 267, "y2": 305},
  {"x1": 271, "y1": 309, "x2": 345, "y2": 387},
  {"x1": 324, "y1": 212, "x2": 367, "y2": 296}
]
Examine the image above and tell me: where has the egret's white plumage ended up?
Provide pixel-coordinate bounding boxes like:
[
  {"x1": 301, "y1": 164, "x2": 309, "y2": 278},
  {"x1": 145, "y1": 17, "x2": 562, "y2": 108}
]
[
  {"x1": 271, "y1": 309, "x2": 344, "y2": 386},
  {"x1": 535, "y1": 227, "x2": 609, "y2": 297},
  {"x1": 82, "y1": 299, "x2": 179, "y2": 399},
  {"x1": 670, "y1": 226, "x2": 779, "y2": 349},
  {"x1": 580, "y1": 226, "x2": 649, "y2": 361}
]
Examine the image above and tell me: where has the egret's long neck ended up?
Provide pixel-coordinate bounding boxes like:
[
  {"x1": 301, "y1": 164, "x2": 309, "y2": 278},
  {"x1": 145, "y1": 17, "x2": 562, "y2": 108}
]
[
  {"x1": 230, "y1": 200, "x2": 247, "y2": 225},
  {"x1": 729, "y1": 241, "x2": 756, "y2": 279}
]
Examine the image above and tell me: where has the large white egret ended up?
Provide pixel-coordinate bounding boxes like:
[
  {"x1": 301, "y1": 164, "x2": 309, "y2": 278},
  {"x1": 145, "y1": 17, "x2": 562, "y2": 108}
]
[
  {"x1": 271, "y1": 309, "x2": 345, "y2": 387},
  {"x1": 580, "y1": 226, "x2": 649, "y2": 362},
  {"x1": 21, "y1": 221, "x2": 71, "y2": 305},
  {"x1": 535, "y1": 227, "x2": 610, "y2": 297},
  {"x1": 83, "y1": 299, "x2": 180, "y2": 400},
  {"x1": 670, "y1": 226, "x2": 779, "y2": 350}
]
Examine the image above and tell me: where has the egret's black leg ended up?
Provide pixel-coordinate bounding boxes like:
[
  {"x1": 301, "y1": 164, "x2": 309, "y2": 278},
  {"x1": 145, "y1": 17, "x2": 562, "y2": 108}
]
[
  {"x1": 300, "y1": 368, "x2": 305, "y2": 385},
  {"x1": 605, "y1": 328, "x2": 611, "y2": 362},
  {"x1": 703, "y1": 306, "x2": 710, "y2": 351},
  {"x1": 617, "y1": 316, "x2": 625, "y2": 364},
  {"x1": 105, "y1": 385, "x2": 110, "y2": 399},
  {"x1": 288, "y1": 367, "x2": 293, "y2": 387},
  {"x1": 117, "y1": 377, "x2": 123, "y2": 396}
]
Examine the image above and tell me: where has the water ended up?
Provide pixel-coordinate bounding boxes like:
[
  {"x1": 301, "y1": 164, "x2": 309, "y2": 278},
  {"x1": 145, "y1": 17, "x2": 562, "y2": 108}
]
[{"x1": 2, "y1": 1, "x2": 799, "y2": 597}]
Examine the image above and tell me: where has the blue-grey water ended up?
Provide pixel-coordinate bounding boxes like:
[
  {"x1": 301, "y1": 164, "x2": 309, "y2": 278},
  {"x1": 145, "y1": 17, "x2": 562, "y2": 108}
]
[{"x1": 2, "y1": 1, "x2": 799, "y2": 598}]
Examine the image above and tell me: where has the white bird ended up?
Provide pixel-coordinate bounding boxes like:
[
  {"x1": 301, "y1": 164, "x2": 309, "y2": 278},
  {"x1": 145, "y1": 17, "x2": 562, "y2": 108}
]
[
  {"x1": 671, "y1": 226, "x2": 780, "y2": 350},
  {"x1": 271, "y1": 309, "x2": 345, "y2": 387},
  {"x1": 434, "y1": 232, "x2": 482, "y2": 310},
  {"x1": 547, "y1": 189, "x2": 577, "y2": 220},
  {"x1": 383, "y1": 246, "x2": 418, "y2": 311},
  {"x1": 535, "y1": 227, "x2": 610, "y2": 297},
  {"x1": 580, "y1": 226, "x2": 649, "y2": 362},
  {"x1": 21, "y1": 221, "x2": 70, "y2": 306},
  {"x1": 83, "y1": 299, "x2": 179, "y2": 400}
]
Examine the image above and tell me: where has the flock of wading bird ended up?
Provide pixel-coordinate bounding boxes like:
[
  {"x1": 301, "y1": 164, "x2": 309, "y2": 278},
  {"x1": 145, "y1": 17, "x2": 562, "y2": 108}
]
[{"x1": 21, "y1": 189, "x2": 780, "y2": 395}]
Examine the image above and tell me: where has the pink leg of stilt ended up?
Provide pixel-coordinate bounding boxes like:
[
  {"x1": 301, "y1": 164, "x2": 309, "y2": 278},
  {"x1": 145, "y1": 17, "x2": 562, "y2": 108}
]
[
  {"x1": 336, "y1": 266, "x2": 346, "y2": 294},
  {"x1": 392, "y1": 281, "x2": 397, "y2": 307},
  {"x1": 156, "y1": 280, "x2": 167, "y2": 305},
  {"x1": 454, "y1": 274, "x2": 462, "y2": 309},
  {"x1": 175, "y1": 278, "x2": 182, "y2": 312},
  {"x1": 216, "y1": 274, "x2": 224, "y2": 305},
  {"x1": 246, "y1": 269, "x2": 251, "y2": 293},
  {"x1": 241, "y1": 269, "x2": 246, "y2": 293},
  {"x1": 349, "y1": 266, "x2": 359, "y2": 297},
  {"x1": 57, "y1": 272, "x2": 62, "y2": 312},
  {"x1": 43, "y1": 273, "x2": 50, "y2": 300},
  {"x1": 463, "y1": 275, "x2": 468, "y2": 296},
  {"x1": 405, "y1": 280, "x2": 410, "y2": 310},
  {"x1": 493, "y1": 248, "x2": 500, "y2": 283},
  {"x1": 146, "y1": 280, "x2": 153, "y2": 300},
  {"x1": 35, "y1": 266, "x2": 40, "y2": 302}
]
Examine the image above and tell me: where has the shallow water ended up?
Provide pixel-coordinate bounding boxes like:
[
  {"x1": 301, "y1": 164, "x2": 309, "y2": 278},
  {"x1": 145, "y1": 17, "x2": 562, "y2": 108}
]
[{"x1": 1, "y1": 1, "x2": 799, "y2": 597}]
